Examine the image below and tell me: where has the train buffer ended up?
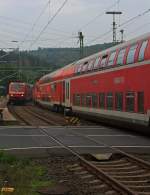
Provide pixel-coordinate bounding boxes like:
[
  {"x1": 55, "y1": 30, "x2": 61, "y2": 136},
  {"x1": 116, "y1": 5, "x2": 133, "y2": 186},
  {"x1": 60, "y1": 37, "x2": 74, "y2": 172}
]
[{"x1": 65, "y1": 116, "x2": 80, "y2": 126}]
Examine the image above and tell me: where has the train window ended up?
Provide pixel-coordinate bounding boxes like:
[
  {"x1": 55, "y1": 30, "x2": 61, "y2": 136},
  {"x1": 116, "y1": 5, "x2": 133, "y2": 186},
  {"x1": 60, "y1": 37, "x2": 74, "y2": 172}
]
[
  {"x1": 77, "y1": 64, "x2": 83, "y2": 74},
  {"x1": 115, "y1": 92, "x2": 123, "y2": 111},
  {"x1": 81, "y1": 61, "x2": 88, "y2": 72},
  {"x1": 92, "y1": 93, "x2": 98, "y2": 108},
  {"x1": 126, "y1": 44, "x2": 138, "y2": 64},
  {"x1": 99, "y1": 93, "x2": 105, "y2": 109},
  {"x1": 74, "y1": 94, "x2": 80, "y2": 106},
  {"x1": 73, "y1": 94, "x2": 76, "y2": 105},
  {"x1": 126, "y1": 92, "x2": 135, "y2": 112},
  {"x1": 86, "y1": 94, "x2": 91, "y2": 107},
  {"x1": 63, "y1": 81, "x2": 65, "y2": 102},
  {"x1": 100, "y1": 54, "x2": 108, "y2": 68},
  {"x1": 138, "y1": 40, "x2": 148, "y2": 61},
  {"x1": 46, "y1": 85, "x2": 50, "y2": 93},
  {"x1": 137, "y1": 92, "x2": 144, "y2": 113},
  {"x1": 75, "y1": 65, "x2": 79, "y2": 74},
  {"x1": 87, "y1": 60, "x2": 94, "y2": 71},
  {"x1": 108, "y1": 52, "x2": 116, "y2": 66},
  {"x1": 106, "y1": 92, "x2": 113, "y2": 110},
  {"x1": 117, "y1": 48, "x2": 126, "y2": 65},
  {"x1": 66, "y1": 82, "x2": 70, "y2": 99},
  {"x1": 51, "y1": 83, "x2": 56, "y2": 92},
  {"x1": 93, "y1": 57, "x2": 101, "y2": 69},
  {"x1": 81, "y1": 94, "x2": 85, "y2": 106},
  {"x1": 75, "y1": 64, "x2": 81, "y2": 74},
  {"x1": 10, "y1": 83, "x2": 25, "y2": 91}
]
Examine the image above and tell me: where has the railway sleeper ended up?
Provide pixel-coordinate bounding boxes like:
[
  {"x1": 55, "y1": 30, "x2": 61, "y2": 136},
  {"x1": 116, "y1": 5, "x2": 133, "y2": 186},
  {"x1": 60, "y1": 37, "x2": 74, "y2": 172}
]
[
  {"x1": 129, "y1": 186, "x2": 150, "y2": 192},
  {"x1": 122, "y1": 180, "x2": 150, "y2": 185},
  {"x1": 80, "y1": 174, "x2": 94, "y2": 179},
  {"x1": 114, "y1": 174, "x2": 150, "y2": 181},
  {"x1": 105, "y1": 169, "x2": 147, "y2": 176},
  {"x1": 104, "y1": 190, "x2": 118, "y2": 195},
  {"x1": 100, "y1": 166, "x2": 143, "y2": 172},
  {"x1": 91, "y1": 183, "x2": 108, "y2": 190},
  {"x1": 74, "y1": 170, "x2": 88, "y2": 175},
  {"x1": 88, "y1": 179, "x2": 100, "y2": 184},
  {"x1": 99, "y1": 166, "x2": 139, "y2": 171},
  {"x1": 95, "y1": 163, "x2": 136, "y2": 169},
  {"x1": 90, "y1": 158, "x2": 127, "y2": 165},
  {"x1": 69, "y1": 166, "x2": 82, "y2": 171}
]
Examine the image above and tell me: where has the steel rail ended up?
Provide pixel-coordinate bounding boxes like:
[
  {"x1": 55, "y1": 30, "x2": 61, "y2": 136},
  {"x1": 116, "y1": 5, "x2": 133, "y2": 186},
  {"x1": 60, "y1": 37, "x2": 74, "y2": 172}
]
[
  {"x1": 22, "y1": 106, "x2": 59, "y2": 126},
  {"x1": 8, "y1": 105, "x2": 31, "y2": 125},
  {"x1": 69, "y1": 127, "x2": 150, "y2": 169},
  {"x1": 40, "y1": 127, "x2": 136, "y2": 195}
]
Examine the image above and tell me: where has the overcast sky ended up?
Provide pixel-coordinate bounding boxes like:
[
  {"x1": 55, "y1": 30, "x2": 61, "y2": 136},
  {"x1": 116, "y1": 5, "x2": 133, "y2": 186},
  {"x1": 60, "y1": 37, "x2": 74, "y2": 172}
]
[{"x1": 0, "y1": 0, "x2": 150, "y2": 50}]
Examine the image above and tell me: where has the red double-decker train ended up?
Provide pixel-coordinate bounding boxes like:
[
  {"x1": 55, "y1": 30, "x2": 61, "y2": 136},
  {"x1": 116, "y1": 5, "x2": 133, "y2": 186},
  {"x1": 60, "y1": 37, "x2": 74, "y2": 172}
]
[
  {"x1": 8, "y1": 82, "x2": 32, "y2": 104},
  {"x1": 33, "y1": 33, "x2": 150, "y2": 129}
]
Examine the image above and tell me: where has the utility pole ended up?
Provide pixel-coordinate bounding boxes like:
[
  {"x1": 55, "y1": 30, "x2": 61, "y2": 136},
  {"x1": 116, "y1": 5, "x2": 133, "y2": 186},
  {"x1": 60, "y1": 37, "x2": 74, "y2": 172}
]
[
  {"x1": 48, "y1": 0, "x2": 51, "y2": 19},
  {"x1": 18, "y1": 48, "x2": 21, "y2": 81},
  {"x1": 106, "y1": 11, "x2": 122, "y2": 43},
  {"x1": 11, "y1": 41, "x2": 21, "y2": 81},
  {"x1": 78, "y1": 32, "x2": 84, "y2": 59},
  {"x1": 120, "y1": 29, "x2": 124, "y2": 43}
]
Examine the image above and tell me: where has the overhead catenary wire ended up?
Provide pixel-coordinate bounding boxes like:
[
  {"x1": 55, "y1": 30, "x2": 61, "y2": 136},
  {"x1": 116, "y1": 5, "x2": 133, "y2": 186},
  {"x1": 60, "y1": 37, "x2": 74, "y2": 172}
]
[
  {"x1": 0, "y1": 52, "x2": 13, "y2": 59},
  {"x1": 87, "y1": 7, "x2": 150, "y2": 45},
  {"x1": 0, "y1": 72, "x2": 18, "y2": 82},
  {"x1": 20, "y1": 0, "x2": 51, "y2": 47},
  {"x1": 29, "y1": 0, "x2": 68, "y2": 50},
  {"x1": 126, "y1": 21, "x2": 150, "y2": 37},
  {"x1": 0, "y1": 14, "x2": 71, "y2": 42},
  {"x1": 0, "y1": 15, "x2": 31, "y2": 26},
  {"x1": 47, "y1": 1, "x2": 120, "y2": 48},
  {"x1": 118, "y1": 8, "x2": 150, "y2": 28},
  {"x1": 77, "y1": 0, "x2": 120, "y2": 31},
  {"x1": 86, "y1": 29, "x2": 112, "y2": 45},
  {"x1": 20, "y1": 35, "x2": 77, "y2": 43}
]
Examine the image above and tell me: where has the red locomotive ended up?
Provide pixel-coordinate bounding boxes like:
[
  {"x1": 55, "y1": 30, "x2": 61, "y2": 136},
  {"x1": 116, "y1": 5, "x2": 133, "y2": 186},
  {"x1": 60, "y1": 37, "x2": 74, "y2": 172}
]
[
  {"x1": 33, "y1": 33, "x2": 150, "y2": 129},
  {"x1": 8, "y1": 82, "x2": 32, "y2": 104}
]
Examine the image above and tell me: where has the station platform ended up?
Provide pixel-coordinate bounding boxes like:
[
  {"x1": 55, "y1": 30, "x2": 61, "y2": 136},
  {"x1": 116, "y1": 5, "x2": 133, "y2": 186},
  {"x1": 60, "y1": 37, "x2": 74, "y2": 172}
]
[
  {"x1": 2, "y1": 108, "x2": 17, "y2": 122},
  {"x1": 0, "y1": 97, "x2": 17, "y2": 124}
]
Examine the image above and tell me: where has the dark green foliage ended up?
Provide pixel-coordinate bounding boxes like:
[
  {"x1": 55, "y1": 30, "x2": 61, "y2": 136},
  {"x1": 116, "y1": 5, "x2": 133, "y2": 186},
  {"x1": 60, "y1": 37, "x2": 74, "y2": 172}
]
[
  {"x1": 31, "y1": 42, "x2": 117, "y2": 69},
  {"x1": 0, "y1": 151, "x2": 17, "y2": 163},
  {"x1": 0, "y1": 42, "x2": 118, "y2": 93},
  {"x1": 0, "y1": 152, "x2": 55, "y2": 195}
]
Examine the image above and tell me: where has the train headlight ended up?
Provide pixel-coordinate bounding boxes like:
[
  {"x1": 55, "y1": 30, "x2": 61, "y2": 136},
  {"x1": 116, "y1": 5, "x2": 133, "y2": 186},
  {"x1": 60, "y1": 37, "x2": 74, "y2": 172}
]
[
  {"x1": 10, "y1": 94, "x2": 13, "y2": 97},
  {"x1": 21, "y1": 94, "x2": 24, "y2": 97}
]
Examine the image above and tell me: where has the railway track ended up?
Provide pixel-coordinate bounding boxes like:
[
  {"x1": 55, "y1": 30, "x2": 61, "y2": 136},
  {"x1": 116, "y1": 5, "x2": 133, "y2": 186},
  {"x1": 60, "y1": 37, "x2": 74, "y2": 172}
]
[
  {"x1": 8, "y1": 105, "x2": 97, "y2": 126},
  {"x1": 73, "y1": 153, "x2": 150, "y2": 195},
  {"x1": 7, "y1": 105, "x2": 150, "y2": 194},
  {"x1": 39, "y1": 127, "x2": 150, "y2": 195},
  {"x1": 22, "y1": 106, "x2": 60, "y2": 125},
  {"x1": 8, "y1": 105, "x2": 65, "y2": 126}
]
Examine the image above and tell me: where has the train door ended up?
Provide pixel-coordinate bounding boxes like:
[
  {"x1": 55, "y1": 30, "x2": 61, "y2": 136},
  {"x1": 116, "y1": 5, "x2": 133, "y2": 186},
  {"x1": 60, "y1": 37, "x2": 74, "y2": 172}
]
[{"x1": 64, "y1": 79, "x2": 70, "y2": 107}]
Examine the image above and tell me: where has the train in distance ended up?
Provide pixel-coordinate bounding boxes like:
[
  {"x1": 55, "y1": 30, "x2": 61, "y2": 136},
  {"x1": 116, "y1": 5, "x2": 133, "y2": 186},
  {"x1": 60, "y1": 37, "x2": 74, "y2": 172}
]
[
  {"x1": 8, "y1": 82, "x2": 32, "y2": 104},
  {"x1": 33, "y1": 32, "x2": 150, "y2": 130}
]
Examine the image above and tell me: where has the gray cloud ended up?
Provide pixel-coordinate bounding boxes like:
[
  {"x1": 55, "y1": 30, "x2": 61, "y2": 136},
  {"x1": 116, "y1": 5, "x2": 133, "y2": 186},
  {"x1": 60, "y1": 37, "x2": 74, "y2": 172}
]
[{"x1": 0, "y1": 0, "x2": 149, "y2": 49}]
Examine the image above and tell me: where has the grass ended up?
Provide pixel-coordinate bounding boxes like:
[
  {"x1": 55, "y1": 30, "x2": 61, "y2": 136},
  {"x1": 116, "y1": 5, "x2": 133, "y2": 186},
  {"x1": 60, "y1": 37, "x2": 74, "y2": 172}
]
[{"x1": 0, "y1": 152, "x2": 55, "y2": 195}]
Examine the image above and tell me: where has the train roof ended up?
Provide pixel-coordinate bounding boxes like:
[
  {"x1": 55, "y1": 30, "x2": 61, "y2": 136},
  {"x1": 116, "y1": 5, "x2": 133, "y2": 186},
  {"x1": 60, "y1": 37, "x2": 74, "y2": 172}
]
[
  {"x1": 39, "y1": 32, "x2": 150, "y2": 84},
  {"x1": 9, "y1": 82, "x2": 32, "y2": 87},
  {"x1": 9, "y1": 82, "x2": 26, "y2": 85}
]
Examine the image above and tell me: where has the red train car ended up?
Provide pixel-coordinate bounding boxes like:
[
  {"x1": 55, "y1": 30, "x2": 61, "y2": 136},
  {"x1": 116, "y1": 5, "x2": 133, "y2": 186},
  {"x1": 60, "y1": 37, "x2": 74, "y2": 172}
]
[
  {"x1": 8, "y1": 82, "x2": 32, "y2": 104},
  {"x1": 33, "y1": 33, "x2": 150, "y2": 129}
]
